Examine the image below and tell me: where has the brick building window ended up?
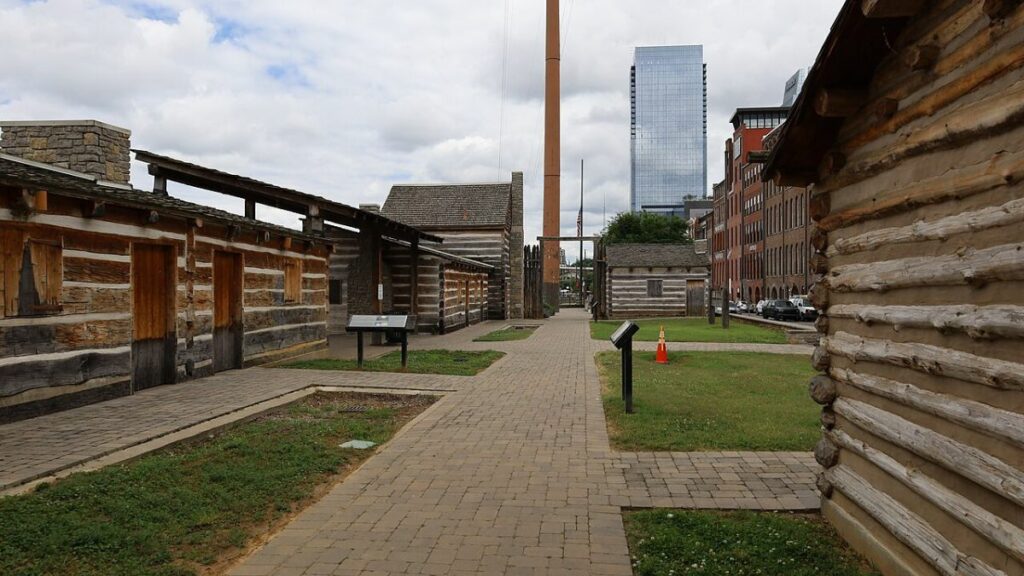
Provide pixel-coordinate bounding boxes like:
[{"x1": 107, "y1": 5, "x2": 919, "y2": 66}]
[
  {"x1": 647, "y1": 279, "x2": 663, "y2": 297},
  {"x1": 284, "y1": 258, "x2": 302, "y2": 302}
]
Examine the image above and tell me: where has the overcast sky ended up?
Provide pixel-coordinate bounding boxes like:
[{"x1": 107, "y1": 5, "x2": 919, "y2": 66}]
[{"x1": 0, "y1": 0, "x2": 843, "y2": 260}]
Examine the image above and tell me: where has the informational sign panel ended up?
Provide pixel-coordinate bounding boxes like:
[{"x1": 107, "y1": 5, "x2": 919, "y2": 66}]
[
  {"x1": 347, "y1": 315, "x2": 413, "y2": 331},
  {"x1": 609, "y1": 321, "x2": 640, "y2": 349}
]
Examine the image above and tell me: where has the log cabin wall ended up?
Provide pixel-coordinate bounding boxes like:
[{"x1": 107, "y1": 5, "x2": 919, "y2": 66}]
[
  {"x1": 772, "y1": 2, "x2": 1024, "y2": 574},
  {"x1": 425, "y1": 229, "x2": 509, "y2": 319},
  {"x1": 0, "y1": 185, "x2": 329, "y2": 423},
  {"x1": 438, "y1": 267, "x2": 488, "y2": 333},
  {"x1": 327, "y1": 234, "x2": 360, "y2": 334},
  {"x1": 606, "y1": 267, "x2": 707, "y2": 319},
  {"x1": 381, "y1": 243, "x2": 443, "y2": 334}
]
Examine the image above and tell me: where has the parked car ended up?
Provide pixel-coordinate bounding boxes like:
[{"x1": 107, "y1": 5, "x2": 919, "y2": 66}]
[
  {"x1": 736, "y1": 300, "x2": 750, "y2": 313},
  {"x1": 713, "y1": 302, "x2": 741, "y2": 316},
  {"x1": 789, "y1": 296, "x2": 819, "y2": 321},
  {"x1": 754, "y1": 300, "x2": 768, "y2": 314},
  {"x1": 762, "y1": 299, "x2": 801, "y2": 321}
]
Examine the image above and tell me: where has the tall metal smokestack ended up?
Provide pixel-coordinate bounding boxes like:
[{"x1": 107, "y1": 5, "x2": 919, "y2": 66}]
[{"x1": 542, "y1": 0, "x2": 561, "y2": 312}]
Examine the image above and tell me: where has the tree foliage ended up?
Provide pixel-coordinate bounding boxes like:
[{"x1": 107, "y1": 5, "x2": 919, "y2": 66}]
[{"x1": 603, "y1": 211, "x2": 691, "y2": 245}]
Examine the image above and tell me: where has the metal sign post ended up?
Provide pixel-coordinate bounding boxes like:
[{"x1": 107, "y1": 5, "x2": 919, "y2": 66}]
[
  {"x1": 346, "y1": 315, "x2": 416, "y2": 369},
  {"x1": 609, "y1": 321, "x2": 640, "y2": 414}
]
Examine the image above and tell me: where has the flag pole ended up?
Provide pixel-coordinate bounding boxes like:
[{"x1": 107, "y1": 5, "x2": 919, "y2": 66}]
[{"x1": 579, "y1": 158, "x2": 584, "y2": 304}]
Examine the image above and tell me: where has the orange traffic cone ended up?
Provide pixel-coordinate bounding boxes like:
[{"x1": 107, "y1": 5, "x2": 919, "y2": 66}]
[{"x1": 655, "y1": 325, "x2": 669, "y2": 364}]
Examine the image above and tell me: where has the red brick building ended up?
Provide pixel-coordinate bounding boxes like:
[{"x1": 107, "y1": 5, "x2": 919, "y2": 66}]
[{"x1": 729, "y1": 106, "x2": 782, "y2": 301}]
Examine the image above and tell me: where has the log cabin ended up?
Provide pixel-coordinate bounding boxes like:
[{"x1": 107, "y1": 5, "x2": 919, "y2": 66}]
[
  {"x1": 0, "y1": 121, "x2": 336, "y2": 422},
  {"x1": 764, "y1": 2, "x2": 1024, "y2": 575},
  {"x1": 380, "y1": 174, "x2": 525, "y2": 321},
  {"x1": 603, "y1": 244, "x2": 709, "y2": 319}
]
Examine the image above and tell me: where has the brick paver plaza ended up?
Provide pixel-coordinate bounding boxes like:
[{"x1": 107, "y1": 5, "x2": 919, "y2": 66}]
[{"x1": 0, "y1": 310, "x2": 818, "y2": 575}]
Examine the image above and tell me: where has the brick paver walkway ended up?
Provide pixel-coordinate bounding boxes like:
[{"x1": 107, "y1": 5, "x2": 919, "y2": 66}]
[
  {"x1": 230, "y1": 310, "x2": 817, "y2": 575},
  {"x1": 0, "y1": 310, "x2": 818, "y2": 575}
]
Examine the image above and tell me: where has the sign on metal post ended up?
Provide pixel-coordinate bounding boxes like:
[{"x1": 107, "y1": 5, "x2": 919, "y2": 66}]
[
  {"x1": 346, "y1": 315, "x2": 416, "y2": 369},
  {"x1": 609, "y1": 321, "x2": 640, "y2": 414}
]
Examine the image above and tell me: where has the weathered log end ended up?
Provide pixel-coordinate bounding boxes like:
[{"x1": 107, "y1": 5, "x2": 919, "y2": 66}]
[
  {"x1": 902, "y1": 44, "x2": 940, "y2": 71},
  {"x1": 815, "y1": 436, "x2": 840, "y2": 468},
  {"x1": 810, "y1": 374, "x2": 838, "y2": 405},
  {"x1": 809, "y1": 193, "x2": 832, "y2": 222},
  {"x1": 814, "y1": 314, "x2": 830, "y2": 334},
  {"x1": 816, "y1": 472, "x2": 834, "y2": 498},
  {"x1": 812, "y1": 345, "x2": 832, "y2": 372},
  {"x1": 810, "y1": 253, "x2": 829, "y2": 274},
  {"x1": 983, "y1": 0, "x2": 1018, "y2": 21},
  {"x1": 810, "y1": 226, "x2": 829, "y2": 253},
  {"x1": 821, "y1": 406, "x2": 837, "y2": 430},
  {"x1": 809, "y1": 281, "x2": 830, "y2": 309}
]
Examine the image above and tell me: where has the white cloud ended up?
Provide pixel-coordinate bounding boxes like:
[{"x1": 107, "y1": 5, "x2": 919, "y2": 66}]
[{"x1": 0, "y1": 0, "x2": 843, "y2": 259}]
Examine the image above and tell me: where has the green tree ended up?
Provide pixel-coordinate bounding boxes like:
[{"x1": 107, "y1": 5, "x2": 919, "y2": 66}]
[{"x1": 603, "y1": 211, "x2": 692, "y2": 245}]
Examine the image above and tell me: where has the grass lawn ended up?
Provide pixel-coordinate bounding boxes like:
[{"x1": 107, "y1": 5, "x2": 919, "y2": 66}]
[
  {"x1": 282, "y1": 349, "x2": 505, "y2": 376},
  {"x1": 591, "y1": 317, "x2": 787, "y2": 344},
  {"x1": 473, "y1": 325, "x2": 538, "y2": 342},
  {"x1": 0, "y1": 392, "x2": 436, "y2": 576},
  {"x1": 625, "y1": 509, "x2": 880, "y2": 576},
  {"x1": 597, "y1": 351, "x2": 818, "y2": 451}
]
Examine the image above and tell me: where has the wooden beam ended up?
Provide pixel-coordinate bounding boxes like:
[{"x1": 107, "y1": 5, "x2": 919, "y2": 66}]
[
  {"x1": 814, "y1": 88, "x2": 868, "y2": 118},
  {"x1": 771, "y1": 169, "x2": 816, "y2": 188},
  {"x1": 861, "y1": 0, "x2": 927, "y2": 18},
  {"x1": 34, "y1": 190, "x2": 47, "y2": 212},
  {"x1": 153, "y1": 174, "x2": 167, "y2": 196}
]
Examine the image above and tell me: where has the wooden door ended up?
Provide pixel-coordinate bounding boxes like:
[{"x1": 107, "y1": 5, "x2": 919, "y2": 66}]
[
  {"x1": 132, "y1": 243, "x2": 176, "y2": 391},
  {"x1": 213, "y1": 251, "x2": 243, "y2": 372},
  {"x1": 686, "y1": 280, "x2": 706, "y2": 317}
]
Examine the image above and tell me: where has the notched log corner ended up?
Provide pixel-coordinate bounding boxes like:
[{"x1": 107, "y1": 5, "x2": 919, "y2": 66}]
[
  {"x1": 821, "y1": 406, "x2": 837, "y2": 430},
  {"x1": 816, "y1": 472, "x2": 834, "y2": 499},
  {"x1": 810, "y1": 374, "x2": 838, "y2": 405},
  {"x1": 815, "y1": 436, "x2": 840, "y2": 468},
  {"x1": 812, "y1": 345, "x2": 832, "y2": 372}
]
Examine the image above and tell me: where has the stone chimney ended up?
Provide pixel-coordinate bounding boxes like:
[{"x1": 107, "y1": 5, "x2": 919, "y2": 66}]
[
  {"x1": 359, "y1": 203, "x2": 381, "y2": 214},
  {"x1": 0, "y1": 120, "x2": 132, "y2": 185}
]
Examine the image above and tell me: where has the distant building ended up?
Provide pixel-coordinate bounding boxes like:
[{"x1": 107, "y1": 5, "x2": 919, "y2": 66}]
[
  {"x1": 603, "y1": 243, "x2": 708, "y2": 318},
  {"x1": 382, "y1": 176, "x2": 524, "y2": 323},
  {"x1": 782, "y1": 68, "x2": 808, "y2": 106},
  {"x1": 761, "y1": 125, "x2": 811, "y2": 300},
  {"x1": 630, "y1": 45, "x2": 708, "y2": 214}
]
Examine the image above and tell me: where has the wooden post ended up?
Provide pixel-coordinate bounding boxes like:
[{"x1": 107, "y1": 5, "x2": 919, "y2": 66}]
[
  {"x1": 410, "y1": 238, "x2": 419, "y2": 316},
  {"x1": 153, "y1": 174, "x2": 168, "y2": 195},
  {"x1": 245, "y1": 199, "x2": 256, "y2": 220},
  {"x1": 722, "y1": 288, "x2": 731, "y2": 329}
]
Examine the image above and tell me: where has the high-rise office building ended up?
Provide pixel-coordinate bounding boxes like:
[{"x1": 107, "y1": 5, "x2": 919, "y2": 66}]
[
  {"x1": 630, "y1": 45, "x2": 707, "y2": 213},
  {"x1": 782, "y1": 68, "x2": 808, "y2": 106}
]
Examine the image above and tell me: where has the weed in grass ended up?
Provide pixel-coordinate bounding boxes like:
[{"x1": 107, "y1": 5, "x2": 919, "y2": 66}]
[
  {"x1": 626, "y1": 509, "x2": 880, "y2": 576},
  {"x1": 282, "y1": 349, "x2": 504, "y2": 376}
]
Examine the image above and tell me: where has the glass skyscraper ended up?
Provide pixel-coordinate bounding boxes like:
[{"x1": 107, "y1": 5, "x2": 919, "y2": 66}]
[{"x1": 630, "y1": 45, "x2": 707, "y2": 213}]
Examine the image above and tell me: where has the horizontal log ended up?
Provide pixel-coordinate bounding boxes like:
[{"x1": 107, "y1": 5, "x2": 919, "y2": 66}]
[
  {"x1": 903, "y1": 44, "x2": 941, "y2": 71},
  {"x1": 834, "y1": 397, "x2": 1024, "y2": 509},
  {"x1": 830, "y1": 428, "x2": 1024, "y2": 564},
  {"x1": 827, "y1": 465, "x2": 1005, "y2": 576},
  {"x1": 828, "y1": 330, "x2": 1024, "y2": 390},
  {"x1": 828, "y1": 304, "x2": 1024, "y2": 340},
  {"x1": 829, "y1": 243, "x2": 1024, "y2": 293},
  {"x1": 830, "y1": 366, "x2": 1024, "y2": 446},
  {"x1": 828, "y1": 197, "x2": 1024, "y2": 257},
  {"x1": 815, "y1": 88, "x2": 868, "y2": 117},
  {"x1": 818, "y1": 149, "x2": 1024, "y2": 233},
  {"x1": 0, "y1": 347, "x2": 131, "y2": 397}
]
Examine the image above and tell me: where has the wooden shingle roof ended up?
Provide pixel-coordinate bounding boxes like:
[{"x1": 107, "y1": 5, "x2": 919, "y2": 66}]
[
  {"x1": 605, "y1": 243, "x2": 709, "y2": 268},
  {"x1": 383, "y1": 183, "x2": 512, "y2": 229}
]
